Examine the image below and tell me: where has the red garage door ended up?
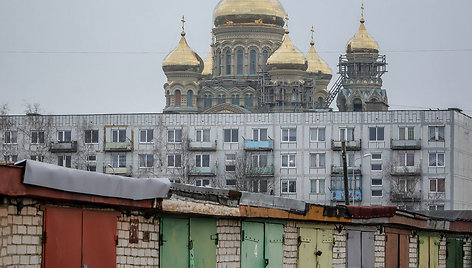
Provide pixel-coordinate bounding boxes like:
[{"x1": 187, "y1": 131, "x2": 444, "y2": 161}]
[{"x1": 42, "y1": 206, "x2": 119, "y2": 268}]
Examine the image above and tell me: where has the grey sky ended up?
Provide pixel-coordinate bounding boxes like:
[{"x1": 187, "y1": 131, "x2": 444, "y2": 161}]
[{"x1": 0, "y1": 0, "x2": 471, "y2": 115}]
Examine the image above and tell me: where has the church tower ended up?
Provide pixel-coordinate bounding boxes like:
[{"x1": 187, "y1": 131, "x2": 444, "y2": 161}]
[{"x1": 336, "y1": 5, "x2": 388, "y2": 112}]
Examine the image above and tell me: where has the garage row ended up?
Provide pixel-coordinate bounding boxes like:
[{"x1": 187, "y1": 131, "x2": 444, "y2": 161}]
[{"x1": 1, "y1": 161, "x2": 471, "y2": 267}]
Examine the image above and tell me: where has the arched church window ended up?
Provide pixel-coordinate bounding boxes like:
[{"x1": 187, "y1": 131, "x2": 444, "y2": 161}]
[
  {"x1": 187, "y1": 90, "x2": 193, "y2": 107},
  {"x1": 225, "y1": 51, "x2": 231, "y2": 75},
  {"x1": 166, "y1": 91, "x2": 170, "y2": 106},
  {"x1": 370, "y1": 98, "x2": 378, "y2": 103},
  {"x1": 291, "y1": 89, "x2": 297, "y2": 102},
  {"x1": 237, "y1": 49, "x2": 243, "y2": 75},
  {"x1": 204, "y1": 94, "x2": 213, "y2": 109},
  {"x1": 317, "y1": 97, "x2": 324, "y2": 109},
  {"x1": 245, "y1": 93, "x2": 254, "y2": 109},
  {"x1": 175, "y1": 90, "x2": 181, "y2": 106},
  {"x1": 217, "y1": 51, "x2": 222, "y2": 76},
  {"x1": 217, "y1": 94, "x2": 226, "y2": 104},
  {"x1": 353, "y1": 98, "x2": 363, "y2": 112},
  {"x1": 249, "y1": 50, "x2": 257, "y2": 75},
  {"x1": 231, "y1": 94, "x2": 240, "y2": 106},
  {"x1": 262, "y1": 50, "x2": 269, "y2": 71}
]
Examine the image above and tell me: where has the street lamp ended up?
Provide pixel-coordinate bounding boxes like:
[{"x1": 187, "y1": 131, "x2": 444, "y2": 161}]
[
  {"x1": 107, "y1": 164, "x2": 115, "y2": 175},
  {"x1": 351, "y1": 153, "x2": 371, "y2": 205}
]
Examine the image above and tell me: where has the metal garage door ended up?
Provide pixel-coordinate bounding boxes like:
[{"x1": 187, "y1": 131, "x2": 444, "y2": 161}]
[
  {"x1": 418, "y1": 232, "x2": 440, "y2": 268},
  {"x1": 446, "y1": 236, "x2": 464, "y2": 268},
  {"x1": 385, "y1": 228, "x2": 410, "y2": 268},
  {"x1": 298, "y1": 226, "x2": 333, "y2": 267},
  {"x1": 347, "y1": 229, "x2": 375, "y2": 268}
]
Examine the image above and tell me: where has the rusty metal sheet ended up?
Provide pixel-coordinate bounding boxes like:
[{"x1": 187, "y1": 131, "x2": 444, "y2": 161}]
[
  {"x1": 129, "y1": 219, "x2": 139, "y2": 243},
  {"x1": 162, "y1": 199, "x2": 240, "y2": 217}
]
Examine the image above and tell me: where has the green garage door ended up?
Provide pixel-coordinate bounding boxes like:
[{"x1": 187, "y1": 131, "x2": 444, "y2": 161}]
[
  {"x1": 241, "y1": 221, "x2": 284, "y2": 268},
  {"x1": 446, "y1": 236, "x2": 464, "y2": 268}
]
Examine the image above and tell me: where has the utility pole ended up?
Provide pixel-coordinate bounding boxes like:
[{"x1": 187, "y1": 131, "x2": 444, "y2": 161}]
[{"x1": 342, "y1": 141, "x2": 350, "y2": 205}]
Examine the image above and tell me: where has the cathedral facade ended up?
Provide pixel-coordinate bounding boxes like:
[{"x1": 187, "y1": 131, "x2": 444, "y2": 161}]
[{"x1": 162, "y1": 0, "x2": 388, "y2": 113}]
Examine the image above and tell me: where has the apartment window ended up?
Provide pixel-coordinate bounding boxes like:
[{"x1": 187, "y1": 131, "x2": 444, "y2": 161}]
[
  {"x1": 31, "y1": 131, "x2": 45, "y2": 144},
  {"x1": 371, "y1": 178, "x2": 383, "y2": 186},
  {"x1": 430, "y1": 178, "x2": 445, "y2": 193},
  {"x1": 31, "y1": 155, "x2": 44, "y2": 162},
  {"x1": 86, "y1": 155, "x2": 96, "y2": 172},
  {"x1": 399, "y1": 126, "x2": 415, "y2": 140},
  {"x1": 371, "y1": 190, "x2": 383, "y2": 197},
  {"x1": 196, "y1": 154, "x2": 210, "y2": 168},
  {"x1": 4, "y1": 155, "x2": 18, "y2": 163},
  {"x1": 429, "y1": 126, "x2": 445, "y2": 141},
  {"x1": 282, "y1": 128, "x2": 296, "y2": 142},
  {"x1": 340, "y1": 153, "x2": 355, "y2": 167},
  {"x1": 429, "y1": 205, "x2": 445, "y2": 211},
  {"x1": 139, "y1": 154, "x2": 154, "y2": 168},
  {"x1": 310, "y1": 128, "x2": 325, "y2": 142},
  {"x1": 400, "y1": 153, "x2": 415, "y2": 166},
  {"x1": 371, "y1": 163, "x2": 382, "y2": 171},
  {"x1": 167, "y1": 154, "x2": 181, "y2": 168},
  {"x1": 371, "y1": 153, "x2": 382, "y2": 160},
  {"x1": 112, "y1": 154, "x2": 126, "y2": 168},
  {"x1": 369, "y1": 127, "x2": 384, "y2": 141},
  {"x1": 252, "y1": 153, "x2": 268, "y2": 168},
  {"x1": 429, "y1": 153, "x2": 445, "y2": 167},
  {"x1": 281, "y1": 179, "x2": 296, "y2": 193},
  {"x1": 196, "y1": 179, "x2": 210, "y2": 187},
  {"x1": 57, "y1": 155, "x2": 72, "y2": 168},
  {"x1": 398, "y1": 179, "x2": 408, "y2": 193},
  {"x1": 168, "y1": 129, "x2": 182, "y2": 143},
  {"x1": 225, "y1": 154, "x2": 236, "y2": 172},
  {"x1": 339, "y1": 127, "x2": 354, "y2": 141},
  {"x1": 253, "y1": 128, "x2": 268, "y2": 141},
  {"x1": 4, "y1": 130, "x2": 18, "y2": 144},
  {"x1": 140, "y1": 129, "x2": 154, "y2": 143},
  {"x1": 196, "y1": 129, "x2": 210, "y2": 142},
  {"x1": 112, "y1": 129, "x2": 126, "y2": 143},
  {"x1": 57, "y1": 130, "x2": 72, "y2": 142},
  {"x1": 224, "y1": 129, "x2": 239, "y2": 143},
  {"x1": 310, "y1": 179, "x2": 325, "y2": 194},
  {"x1": 310, "y1": 153, "x2": 326, "y2": 168},
  {"x1": 281, "y1": 154, "x2": 296, "y2": 168},
  {"x1": 85, "y1": 130, "x2": 99, "y2": 144},
  {"x1": 226, "y1": 179, "x2": 237, "y2": 186}
]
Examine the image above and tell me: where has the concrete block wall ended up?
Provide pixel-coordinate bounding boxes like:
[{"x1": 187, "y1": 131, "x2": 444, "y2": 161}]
[
  {"x1": 464, "y1": 238, "x2": 471, "y2": 268},
  {"x1": 439, "y1": 238, "x2": 447, "y2": 268},
  {"x1": 0, "y1": 199, "x2": 43, "y2": 268},
  {"x1": 374, "y1": 231, "x2": 386, "y2": 268},
  {"x1": 116, "y1": 214, "x2": 159, "y2": 268},
  {"x1": 216, "y1": 218, "x2": 241, "y2": 268},
  {"x1": 283, "y1": 221, "x2": 297, "y2": 268},
  {"x1": 409, "y1": 235, "x2": 418, "y2": 268},
  {"x1": 332, "y1": 229, "x2": 346, "y2": 268}
]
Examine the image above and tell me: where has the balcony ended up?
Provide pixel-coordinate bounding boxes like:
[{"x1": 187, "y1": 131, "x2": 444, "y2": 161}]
[
  {"x1": 244, "y1": 140, "x2": 274, "y2": 151},
  {"x1": 104, "y1": 166, "x2": 130, "y2": 176},
  {"x1": 331, "y1": 165, "x2": 362, "y2": 175},
  {"x1": 188, "y1": 166, "x2": 216, "y2": 177},
  {"x1": 189, "y1": 141, "x2": 217, "y2": 151},
  {"x1": 391, "y1": 139, "x2": 422, "y2": 150},
  {"x1": 330, "y1": 190, "x2": 362, "y2": 202},
  {"x1": 246, "y1": 165, "x2": 274, "y2": 177},
  {"x1": 390, "y1": 165, "x2": 421, "y2": 176},
  {"x1": 390, "y1": 192, "x2": 422, "y2": 202},
  {"x1": 50, "y1": 141, "x2": 78, "y2": 153},
  {"x1": 331, "y1": 140, "x2": 362, "y2": 151},
  {"x1": 104, "y1": 142, "x2": 132, "y2": 152}
]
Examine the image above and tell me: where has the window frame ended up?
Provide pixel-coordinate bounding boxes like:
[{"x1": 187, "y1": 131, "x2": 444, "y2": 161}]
[
  {"x1": 281, "y1": 153, "x2": 296, "y2": 168},
  {"x1": 195, "y1": 154, "x2": 210, "y2": 168},
  {"x1": 84, "y1": 129, "x2": 99, "y2": 144},
  {"x1": 224, "y1": 128, "x2": 239, "y2": 143},
  {"x1": 196, "y1": 129, "x2": 211, "y2": 142},
  {"x1": 139, "y1": 129, "x2": 154, "y2": 143},
  {"x1": 281, "y1": 128, "x2": 297, "y2": 142},
  {"x1": 309, "y1": 128, "x2": 326, "y2": 142},
  {"x1": 167, "y1": 129, "x2": 182, "y2": 143},
  {"x1": 310, "y1": 153, "x2": 326, "y2": 169},
  {"x1": 57, "y1": 155, "x2": 72, "y2": 168},
  {"x1": 428, "y1": 152, "x2": 445, "y2": 167},
  {"x1": 253, "y1": 128, "x2": 268, "y2": 141},
  {"x1": 111, "y1": 129, "x2": 126, "y2": 143},
  {"x1": 167, "y1": 154, "x2": 182, "y2": 168},
  {"x1": 57, "y1": 130, "x2": 72, "y2": 143},
  {"x1": 281, "y1": 179, "x2": 297, "y2": 194},
  {"x1": 369, "y1": 127, "x2": 385, "y2": 141},
  {"x1": 112, "y1": 153, "x2": 126, "y2": 168},
  {"x1": 429, "y1": 178, "x2": 445, "y2": 193},
  {"x1": 31, "y1": 130, "x2": 45, "y2": 144},
  {"x1": 310, "y1": 179, "x2": 325, "y2": 194},
  {"x1": 225, "y1": 153, "x2": 236, "y2": 172},
  {"x1": 428, "y1": 126, "x2": 445, "y2": 141},
  {"x1": 139, "y1": 154, "x2": 154, "y2": 168}
]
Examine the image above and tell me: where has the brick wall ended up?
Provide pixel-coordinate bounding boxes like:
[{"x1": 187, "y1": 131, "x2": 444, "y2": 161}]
[
  {"x1": 439, "y1": 238, "x2": 447, "y2": 268},
  {"x1": 217, "y1": 218, "x2": 240, "y2": 268},
  {"x1": 374, "y1": 231, "x2": 386, "y2": 267},
  {"x1": 332, "y1": 229, "x2": 346, "y2": 268},
  {"x1": 283, "y1": 221, "x2": 297, "y2": 268},
  {"x1": 464, "y1": 238, "x2": 471, "y2": 268},
  {"x1": 0, "y1": 198, "x2": 43, "y2": 268},
  {"x1": 116, "y1": 214, "x2": 159, "y2": 267},
  {"x1": 409, "y1": 235, "x2": 418, "y2": 268}
]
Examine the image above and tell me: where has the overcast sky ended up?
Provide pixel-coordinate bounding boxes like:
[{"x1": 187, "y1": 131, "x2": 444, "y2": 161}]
[{"x1": 0, "y1": 0, "x2": 471, "y2": 115}]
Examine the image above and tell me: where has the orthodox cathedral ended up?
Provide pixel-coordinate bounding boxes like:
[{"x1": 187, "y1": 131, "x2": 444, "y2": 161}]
[{"x1": 162, "y1": 0, "x2": 388, "y2": 113}]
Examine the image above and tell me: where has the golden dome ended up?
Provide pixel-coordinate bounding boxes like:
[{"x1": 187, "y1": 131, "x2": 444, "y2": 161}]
[
  {"x1": 162, "y1": 23, "x2": 203, "y2": 73},
  {"x1": 346, "y1": 17, "x2": 379, "y2": 54},
  {"x1": 267, "y1": 30, "x2": 307, "y2": 70},
  {"x1": 202, "y1": 47, "x2": 214, "y2": 76},
  {"x1": 213, "y1": 0, "x2": 286, "y2": 26},
  {"x1": 306, "y1": 28, "x2": 332, "y2": 75}
]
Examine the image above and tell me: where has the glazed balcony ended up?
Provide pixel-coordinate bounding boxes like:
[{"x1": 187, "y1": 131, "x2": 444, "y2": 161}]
[
  {"x1": 390, "y1": 165, "x2": 422, "y2": 176},
  {"x1": 189, "y1": 141, "x2": 217, "y2": 151},
  {"x1": 331, "y1": 165, "x2": 362, "y2": 175},
  {"x1": 244, "y1": 140, "x2": 274, "y2": 151},
  {"x1": 188, "y1": 166, "x2": 216, "y2": 177},
  {"x1": 391, "y1": 139, "x2": 422, "y2": 150},
  {"x1": 104, "y1": 141, "x2": 132, "y2": 152},
  {"x1": 50, "y1": 141, "x2": 78, "y2": 153},
  {"x1": 331, "y1": 140, "x2": 362, "y2": 151},
  {"x1": 390, "y1": 192, "x2": 422, "y2": 202},
  {"x1": 246, "y1": 165, "x2": 274, "y2": 177},
  {"x1": 104, "y1": 166, "x2": 130, "y2": 176}
]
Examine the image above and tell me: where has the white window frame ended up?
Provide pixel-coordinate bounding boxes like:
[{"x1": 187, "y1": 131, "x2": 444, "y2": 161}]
[
  {"x1": 399, "y1": 126, "x2": 415, "y2": 140},
  {"x1": 195, "y1": 179, "x2": 210, "y2": 187},
  {"x1": 4, "y1": 130, "x2": 18, "y2": 144},
  {"x1": 168, "y1": 129, "x2": 182, "y2": 143},
  {"x1": 31, "y1": 155, "x2": 44, "y2": 162},
  {"x1": 399, "y1": 152, "x2": 415, "y2": 166},
  {"x1": 140, "y1": 129, "x2": 154, "y2": 143},
  {"x1": 139, "y1": 154, "x2": 154, "y2": 168},
  {"x1": 369, "y1": 127, "x2": 385, "y2": 141},
  {"x1": 281, "y1": 153, "x2": 296, "y2": 168},
  {"x1": 167, "y1": 154, "x2": 182, "y2": 168},
  {"x1": 196, "y1": 129, "x2": 211, "y2": 142},
  {"x1": 310, "y1": 153, "x2": 326, "y2": 169},
  {"x1": 371, "y1": 178, "x2": 383, "y2": 187},
  {"x1": 251, "y1": 153, "x2": 268, "y2": 168},
  {"x1": 57, "y1": 155, "x2": 72, "y2": 168},
  {"x1": 112, "y1": 153, "x2": 126, "y2": 168},
  {"x1": 31, "y1": 130, "x2": 45, "y2": 144},
  {"x1": 428, "y1": 126, "x2": 445, "y2": 141},
  {"x1": 339, "y1": 127, "x2": 355, "y2": 141},
  {"x1": 225, "y1": 153, "x2": 236, "y2": 172},
  {"x1": 310, "y1": 179, "x2": 325, "y2": 194},
  {"x1": 429, "y1": 178, "x2": 445, "y2": 193},
  {"x1": 281, "y1": 128, "x2": 297, "y2": 142},
  {"x1": 429, "y1": 152, "x2": 445, "y2": 167},
  {"x1": 57, "y1": 130, "x2": 72, "y2": 142},
  {"x1": 309, "y1": 128, "x2": 326, "y2": 142},
  {"x1": 112, "y1": 129, "x2": 127, "y2": 143},
  {"x1": 195, "y1": 154, "x2": 210, "y2": 168},
  {"x1": 371, "y1": 189, "x2": 383, "y2": 197},
  {"x1": 84, "y1": 129, "x2": 99, "y2": 144},
  {"x1": 224, "y1": 128, "x2": 239, "y2": 143},
  {"x1": 281, "y1": 179, "x2": 297, "y2": 194},
  {"x1": 253, "y1": 128, "x2": 268, "y2": 141},
  {"x1": 86, "y1": 154, "x2": 97, "y2": 171}
]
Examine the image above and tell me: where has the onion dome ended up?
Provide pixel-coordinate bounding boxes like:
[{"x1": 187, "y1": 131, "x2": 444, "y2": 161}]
[
  {"x1": 346, "y1": 6, "x2": 379, "y2": 54},
  {"x1": 162, "y1": 17, "x2": 203, "y2": 73},
  {"x1": 306, "y1": 27, "x2": 332, "y2": 76},
  {"x1": 267, "y1": 27, "x2": 307, "y2": 71},
  {"x1": 202, "y1": 34, "x2": 214, "y2": 77},
  {"x1": 213, "y1": 0, "x2": 286, "y2": 27}
]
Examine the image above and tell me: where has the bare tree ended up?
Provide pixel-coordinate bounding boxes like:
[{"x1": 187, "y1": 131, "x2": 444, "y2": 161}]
[{"x1": 386, "y1": 164, "x2": 422, "y2": 210}]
